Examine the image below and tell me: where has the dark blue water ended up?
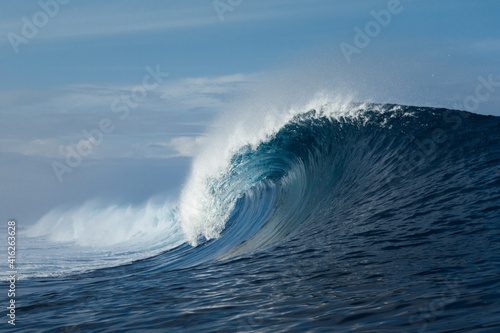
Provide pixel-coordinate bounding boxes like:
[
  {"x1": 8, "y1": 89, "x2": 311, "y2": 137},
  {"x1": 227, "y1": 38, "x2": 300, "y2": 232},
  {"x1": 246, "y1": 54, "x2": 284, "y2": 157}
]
[{"x1": 4, "y1": 104, "x2": 500, "y2": 332}]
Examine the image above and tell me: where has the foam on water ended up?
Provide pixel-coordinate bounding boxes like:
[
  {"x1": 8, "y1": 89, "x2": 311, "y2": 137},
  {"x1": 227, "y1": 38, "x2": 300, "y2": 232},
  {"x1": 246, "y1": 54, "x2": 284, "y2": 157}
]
[{"x1": 16, "y1": 199, "x2": 185, "y2": 278}]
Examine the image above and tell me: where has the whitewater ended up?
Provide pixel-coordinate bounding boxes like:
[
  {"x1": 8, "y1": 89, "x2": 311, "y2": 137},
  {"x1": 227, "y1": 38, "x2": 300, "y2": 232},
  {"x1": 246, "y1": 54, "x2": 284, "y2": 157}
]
[{"x1": 1, "y1": 95, "x2": 499, "y2": 331}]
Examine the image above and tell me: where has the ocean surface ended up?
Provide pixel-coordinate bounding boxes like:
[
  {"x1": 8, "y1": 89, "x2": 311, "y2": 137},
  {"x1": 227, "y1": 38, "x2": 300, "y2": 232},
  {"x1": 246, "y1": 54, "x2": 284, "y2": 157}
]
[{"x1": 2, "y1": 102, "x2": 500, "y2": 332}]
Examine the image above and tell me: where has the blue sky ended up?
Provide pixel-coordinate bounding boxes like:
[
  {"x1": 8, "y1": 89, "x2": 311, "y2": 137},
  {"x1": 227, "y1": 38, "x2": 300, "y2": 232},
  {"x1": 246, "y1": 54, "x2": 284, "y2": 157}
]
[{"x1": 1, "y1": 0, "x2": 499, "y2": 224}]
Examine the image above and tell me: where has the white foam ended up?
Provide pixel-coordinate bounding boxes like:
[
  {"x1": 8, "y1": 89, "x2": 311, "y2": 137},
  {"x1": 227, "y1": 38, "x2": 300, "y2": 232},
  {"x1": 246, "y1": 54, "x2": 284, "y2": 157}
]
[
  {"x1": 14, "y1": 199, "x2": 185, "y2": 278},
  {"x1": 26, "y1": 199, "x2": 182, "y2": 247}
]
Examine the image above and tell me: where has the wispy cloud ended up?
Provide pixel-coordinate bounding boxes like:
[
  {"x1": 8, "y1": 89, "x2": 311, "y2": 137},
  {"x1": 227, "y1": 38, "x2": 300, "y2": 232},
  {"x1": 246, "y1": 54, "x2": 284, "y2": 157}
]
[
  {"x1": 0, "y1": 73, "x2": 253, "y2": 159},
  {"x1": 470, "y1": 39, "x2": 500, "y2": 53},
  {"x1": 0, "y1": 3, "x2": 216, "y2": 42},
  {"x1": 0, "y1": 138, "x2": 61, "y2": 158},
  {"x1": 164, "y1": 136, "x2": 206, "y2": 157},
  {"x1": 0, "y1": 1, "x2": 321, "y2": 44},
  {"x1": 1, "y1": 73, "x2": 252, "y2": 115},
  {"x1": 160, "y1": 74, "x2": 252, "y2": 110}
]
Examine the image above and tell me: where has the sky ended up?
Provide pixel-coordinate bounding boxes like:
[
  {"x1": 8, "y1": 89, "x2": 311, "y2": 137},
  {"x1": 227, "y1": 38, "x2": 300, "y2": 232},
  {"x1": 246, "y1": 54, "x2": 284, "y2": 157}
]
[{"x1": 1, "y1": 0, "x2": 499, "y2": 225}]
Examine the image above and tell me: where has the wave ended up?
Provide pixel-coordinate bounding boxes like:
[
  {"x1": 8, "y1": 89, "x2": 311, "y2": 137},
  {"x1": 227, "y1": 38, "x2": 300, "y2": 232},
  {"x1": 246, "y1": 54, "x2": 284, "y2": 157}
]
[
  {"x1": 17, "y1": 199, "x2": 184, "y2": 278},
  {"x1": 178, "y1": 95, "x2": 360, "y2": 245},
  {"x1": 19, "y1": 95, "x2": 500, "y2": 278},
  {"x1": 178, "y1": 96, "x2": 499, "y2": 257}
]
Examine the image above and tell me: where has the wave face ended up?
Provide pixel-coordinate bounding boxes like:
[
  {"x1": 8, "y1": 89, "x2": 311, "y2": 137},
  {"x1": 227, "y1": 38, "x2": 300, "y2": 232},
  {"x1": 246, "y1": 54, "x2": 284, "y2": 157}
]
[
  {"x1": 9, "y1": 101, "x2": 500, "y2": 331},
  {"x1": 179, "y1": 102, "x2": 500, "y2": 256}
]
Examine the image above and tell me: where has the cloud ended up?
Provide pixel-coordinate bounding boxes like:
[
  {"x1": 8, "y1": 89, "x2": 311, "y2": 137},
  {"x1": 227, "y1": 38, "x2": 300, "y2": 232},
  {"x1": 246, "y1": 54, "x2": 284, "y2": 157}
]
[
  {"x1": 470, "y1": 39, "x2": 500, "y2": 53},
  {"x1": 1, "y1": 73, "x2": 252, "y2": 116},
  {"x1": 0, "y1": 73, "x2": 252, "y2": 159},
  {"x1": 0, "y1": 3, "x2": 217, "y2": 43},
  {"x1": 0, "y1": 138, "x2": 61, "y2": 158},
  {"x1": 166, "y1": 136, "x2": 206, "y2": 157},
  {"x1": 159, "y1": 73, "x2": 252, "y2": 110},
  {"x1": 0, "y1": 1, "x2": 320, "y2": 44}
]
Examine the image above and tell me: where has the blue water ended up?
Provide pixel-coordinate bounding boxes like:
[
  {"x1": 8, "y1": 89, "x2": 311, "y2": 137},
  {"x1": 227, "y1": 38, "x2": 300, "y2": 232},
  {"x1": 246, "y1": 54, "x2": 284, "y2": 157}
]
[{"x1": 3, "y1": 103, "x2": 500, "y2": 332}]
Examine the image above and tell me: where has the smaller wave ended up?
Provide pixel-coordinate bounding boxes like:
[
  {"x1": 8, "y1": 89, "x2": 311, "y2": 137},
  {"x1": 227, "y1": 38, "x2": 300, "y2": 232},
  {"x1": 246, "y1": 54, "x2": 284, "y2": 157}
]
[{"x1": 13, "y1": 199, "x2": 185, "y2": 279}]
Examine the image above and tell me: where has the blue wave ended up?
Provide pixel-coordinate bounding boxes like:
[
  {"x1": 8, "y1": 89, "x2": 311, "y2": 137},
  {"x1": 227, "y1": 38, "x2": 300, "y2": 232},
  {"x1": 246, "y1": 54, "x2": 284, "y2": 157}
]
[
  {"x1": 177, "y1": 103, "x2": 500, "y2": 263},
  {"x1": 11, "y1": 102, "x2": 500, "y2": 331}
]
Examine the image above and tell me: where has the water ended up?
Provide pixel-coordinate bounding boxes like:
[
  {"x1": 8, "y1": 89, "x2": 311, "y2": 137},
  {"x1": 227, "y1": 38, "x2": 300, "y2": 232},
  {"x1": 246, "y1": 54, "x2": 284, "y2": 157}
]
[{"x1": 2, "y1": 100, "x2": 500, "y2": 332}]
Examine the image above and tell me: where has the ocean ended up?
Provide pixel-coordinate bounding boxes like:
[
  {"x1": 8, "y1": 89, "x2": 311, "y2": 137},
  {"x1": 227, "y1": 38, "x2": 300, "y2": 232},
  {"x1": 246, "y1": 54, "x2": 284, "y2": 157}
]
[{"x1": 3, "y1": 101, "x2": 500, "y2": 332}]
